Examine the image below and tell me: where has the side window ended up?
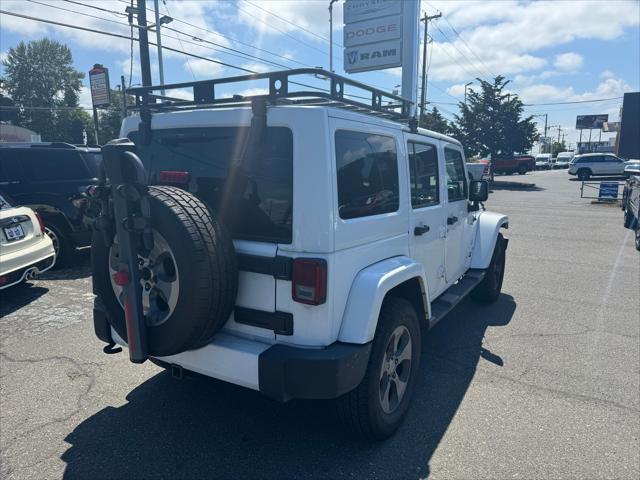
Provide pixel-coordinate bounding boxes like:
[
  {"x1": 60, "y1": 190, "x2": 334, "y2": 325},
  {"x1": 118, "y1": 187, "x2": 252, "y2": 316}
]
[
  {"x1": 0, "y1": 150, "x2": 23, "y2": 182},
  {"x1": 335, "y1": 130, "x2": 399, "y2": 220},
  {"x1": 444, "y1": 147, "x2": 467, "y2": 202},
  {"x1": 23, "y1": 151, "x2": 88, "y2": 181},
  {"x1": 408, "y1": 141, "x2": 439, "y2": 208}
]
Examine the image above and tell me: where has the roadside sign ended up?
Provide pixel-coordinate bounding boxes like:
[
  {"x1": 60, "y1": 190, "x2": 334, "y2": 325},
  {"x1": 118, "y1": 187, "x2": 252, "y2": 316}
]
[
  {"x1": 344, "y1": 39, "x2": 402, "y2": 73},
  {"x1": 576, "y1": 114, "x2": 608, "y2": 130},
  {"x1": 344, "y1": 15, "x2": 401, "y2": 48},
  {"x1": 598, "y1": 182, "x2": 619, "y2": 200},
  {"x1": 89, "y1": 65, "x2": 111, "y2": 107},
  {"x1": 344, "y1": 0, "x2": 402, "y2": 24}
]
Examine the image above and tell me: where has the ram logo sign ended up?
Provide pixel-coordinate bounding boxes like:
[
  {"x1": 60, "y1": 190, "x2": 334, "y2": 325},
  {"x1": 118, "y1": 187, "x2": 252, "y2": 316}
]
[{"x1": 344, "y1": 40, "x2": 402, "y2": 73}]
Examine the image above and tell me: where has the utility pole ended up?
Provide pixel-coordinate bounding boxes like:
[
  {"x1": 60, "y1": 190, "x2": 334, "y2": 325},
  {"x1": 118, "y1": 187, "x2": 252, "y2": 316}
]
[
  {"x1": 543, "y1": 113, "x2": 548, "y2": 153},
  {"x1": 120, "y1": 75, "x2": 127, "y2": 120},
  {"x1": 329, "y1": 0, "x2": 338, "y2": 72},
  {"x1": 153, "y1": 0, "x2": 165, "y2": 95},
  {"x1": 419, "y1": 11, "x2": 441, "y2": 124},
  {"x1": 557, "y1": 125, "x2": 562, "y2": 145},
  {"x1": 137, "y1": 0, "x2": 152, "y2": 87}
]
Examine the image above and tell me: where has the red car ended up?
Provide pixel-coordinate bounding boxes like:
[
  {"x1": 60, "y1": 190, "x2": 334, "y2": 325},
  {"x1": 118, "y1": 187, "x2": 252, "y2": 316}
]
[{"x1": 481, "y1": 155, "x2": 535, "y2": 177}]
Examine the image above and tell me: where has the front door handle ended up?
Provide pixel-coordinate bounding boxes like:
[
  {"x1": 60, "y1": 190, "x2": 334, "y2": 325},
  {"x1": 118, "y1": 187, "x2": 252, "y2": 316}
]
[
  {"x1": 414, "y1": 225, "x2": 430, "y2": 236},
  {"x1": 447, "y1": 216, "x2": 458, "y2": 225}
]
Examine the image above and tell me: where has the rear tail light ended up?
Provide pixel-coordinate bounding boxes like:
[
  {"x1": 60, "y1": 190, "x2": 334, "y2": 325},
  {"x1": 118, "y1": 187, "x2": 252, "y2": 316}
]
[
  {"x1": 34, "y1": 212, "x2": 45, "y2": 234},
  {"x1": 159, "y1": 171, "x2": 190, "y2": 184},
  {"x1": 292, "y1": 258, "x2": 327, "y2": 305},
  {"x1": 0, "y1": 275, "x2": 7, "y2": 286}
]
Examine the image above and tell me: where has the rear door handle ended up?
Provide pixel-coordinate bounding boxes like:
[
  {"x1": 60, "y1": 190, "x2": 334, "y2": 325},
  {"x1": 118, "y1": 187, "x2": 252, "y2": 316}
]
[
  {"x1": 413, "y1": 225, "x2": 430, "y2": 236},
  {"x1": 447, "y1": 216, "x2": 458, "y2": 225}
]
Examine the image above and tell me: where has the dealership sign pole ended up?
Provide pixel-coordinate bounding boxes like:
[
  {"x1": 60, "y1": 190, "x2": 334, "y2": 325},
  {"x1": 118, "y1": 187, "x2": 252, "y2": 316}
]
[
  {"x1": 343, "y1": 0, "x2": 419, "y2": 116},
  {"x1": 89, "y1": 64, "x2": 111, "y2": 145}
]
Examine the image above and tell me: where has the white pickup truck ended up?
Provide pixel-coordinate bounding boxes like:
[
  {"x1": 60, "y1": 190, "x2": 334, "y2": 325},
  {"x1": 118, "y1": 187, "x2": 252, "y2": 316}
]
[{"x1": 88, "y1": 69, "x2": 509, "y2": 440}]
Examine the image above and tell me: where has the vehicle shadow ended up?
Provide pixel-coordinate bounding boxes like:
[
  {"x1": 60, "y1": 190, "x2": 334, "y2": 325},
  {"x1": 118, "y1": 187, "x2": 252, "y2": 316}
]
[
  {"x1": 490, "y1": 180, "x2": 544, "y2": 192},
  {"x1": 39, "y1": 249, "x2": 91, "y2": 281},
  {"x1": 0, "y1": 282, "x2": 49, "y2": 318},
  {"x1": 61, "y1": 294, "x2": 516, "y2": 480},
  {"x1": 568, "y1": 175, "x2": 628, "y2": 182}
]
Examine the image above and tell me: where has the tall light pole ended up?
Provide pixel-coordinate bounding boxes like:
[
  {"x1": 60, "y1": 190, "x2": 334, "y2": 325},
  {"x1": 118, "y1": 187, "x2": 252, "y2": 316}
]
[
  {"x1": 151, "y1": 0, "x2": 173, "y2": 95},
  {"x1": 464, "y1": 81, "x2": 473, "y2": 105},
  {"x1": 329, "y1": 0, "x2": 338, "y2": 72}
]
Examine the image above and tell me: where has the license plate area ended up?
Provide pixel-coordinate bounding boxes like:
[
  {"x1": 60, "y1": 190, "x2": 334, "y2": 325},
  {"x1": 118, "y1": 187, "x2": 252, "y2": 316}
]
[{"x1": 3, "y1": 224, "x2": 25, "y2": 242}]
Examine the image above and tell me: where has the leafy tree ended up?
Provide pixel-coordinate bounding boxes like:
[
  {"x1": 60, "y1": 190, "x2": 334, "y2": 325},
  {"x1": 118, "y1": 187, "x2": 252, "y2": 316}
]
[
  {"x1": 451, "y1": 76, "x2": 539, "y2": 159},
  {"x1": 550, "y1": 140, "x2": 567, "y2": 156},
  {"x1": 420, "y1": 107, "x2": 451, "y2": 135},
  {"x1": 97, "y1": 89, "x2": 134, "y2": 144},
  {"x1": 1, "y1": 39, "x2": 85, "y2": 141}
]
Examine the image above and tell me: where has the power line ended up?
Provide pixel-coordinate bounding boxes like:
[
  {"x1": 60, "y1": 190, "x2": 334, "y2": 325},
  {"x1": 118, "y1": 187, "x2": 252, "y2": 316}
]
[
  {"x1": 245, "y1": 0, "x2": 341, "y2": 47},
  {"x1": 431, "y1": 23, "x2": 492, "y2": 81},
  {"x1": 160, "y1": 0, "x2": 195, "y2": 80},
  {"x1": 0, "y1": 9, "x2": 255, "y2": 74},
  {"x1": 523, "y1": 96, "x2": 624, "y2": 106}
]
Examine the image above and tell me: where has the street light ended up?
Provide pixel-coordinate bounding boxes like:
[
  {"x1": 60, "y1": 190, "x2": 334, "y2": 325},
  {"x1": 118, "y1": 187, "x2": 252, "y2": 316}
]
[
  {"x1": 464, "y1": 81, "x2": 473, "y2": 105},
  {"x1": 329, "y1": 0, "x2": 339, "y2": 72}
]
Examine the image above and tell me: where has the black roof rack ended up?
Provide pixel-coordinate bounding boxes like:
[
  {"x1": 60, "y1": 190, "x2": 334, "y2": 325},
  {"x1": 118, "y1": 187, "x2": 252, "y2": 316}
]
[{"x1": 126, "y1": 68, "x2": 414, "y2": 124}]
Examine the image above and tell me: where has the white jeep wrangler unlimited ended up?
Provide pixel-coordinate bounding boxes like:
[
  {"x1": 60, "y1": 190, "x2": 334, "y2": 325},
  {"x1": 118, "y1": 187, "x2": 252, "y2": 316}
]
[{"x1": 89, "y1": 69, "x2": 508, "y2": 440}]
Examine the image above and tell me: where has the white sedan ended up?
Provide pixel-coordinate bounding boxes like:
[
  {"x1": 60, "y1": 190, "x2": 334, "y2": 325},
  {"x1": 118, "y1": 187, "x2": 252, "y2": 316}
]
[{"x1": 0, "y1": 192, "x2": 56, "y2": 289}]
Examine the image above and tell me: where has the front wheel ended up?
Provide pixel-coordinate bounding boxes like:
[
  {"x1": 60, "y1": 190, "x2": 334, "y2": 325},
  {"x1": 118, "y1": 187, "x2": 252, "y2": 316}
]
[
  {"x1": 577, "y1": 169, "x2": 591, "y2": 181},
  {"x1": 336, "y1": 297, "x2": 421, "y2": 441},
  {"x1": 471, "y1": 233, "x2": 506, "y2": 303},
  {"x1": 518, "y1": 164, "x2": 527, "y2": 175}
]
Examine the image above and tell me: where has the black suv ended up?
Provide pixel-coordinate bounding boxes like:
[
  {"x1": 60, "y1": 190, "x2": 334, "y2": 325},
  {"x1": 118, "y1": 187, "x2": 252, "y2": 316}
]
[{"x1": 0, "y1": 142, "x2": 102, "y2": 265}]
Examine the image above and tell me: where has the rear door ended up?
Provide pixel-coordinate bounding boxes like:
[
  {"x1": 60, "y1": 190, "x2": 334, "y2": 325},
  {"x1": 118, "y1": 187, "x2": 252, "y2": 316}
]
[
  {"x1": 443, "y1": 145, "x2": 473, "y2": 283},
  {"x1": 0, "y1": 150, "x2": 24, "y2": 198},
  {"x1": 404, "y1": 136, "x2": 446, "y2": 298}
]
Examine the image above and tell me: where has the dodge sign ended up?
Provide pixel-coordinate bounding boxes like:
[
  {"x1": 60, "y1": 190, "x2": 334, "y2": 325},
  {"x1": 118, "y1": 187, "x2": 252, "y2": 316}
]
[{"x1": 344, "y1": 16, "x2": 401, "y2": 48}]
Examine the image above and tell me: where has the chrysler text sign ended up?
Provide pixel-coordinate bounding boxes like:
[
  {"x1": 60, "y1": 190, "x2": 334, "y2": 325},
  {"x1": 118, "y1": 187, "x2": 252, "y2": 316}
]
[
  {"x1": 344, "y1": 16, "x2": 401, "y2": 48},
  {"x1": 344, "y1": 0, "x2": 402, "y2": 23},
  {"x1": 344, "y1": 40, "x2": 401, "y2": 73}
]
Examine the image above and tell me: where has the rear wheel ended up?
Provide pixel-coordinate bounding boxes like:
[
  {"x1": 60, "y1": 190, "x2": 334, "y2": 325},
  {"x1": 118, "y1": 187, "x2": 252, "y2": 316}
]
[
  {"x1": 635, "y1": 228, "x2": 640, "y2": 252},
  {"x1": 517, "y1": 164, "x2": 527, "y2": 175},
  {"x1": 471, "y1": 233, "x2": 506, "y2": 303},
  {"x1": 577, "y1": 169, "x2": 591, "y2": 181},
  {"x1": 336, "y1": 297, "x2": 421, "y2": 441},
  {"x1": 43, "y1": 219, "x2": 74, "y2": 267}
]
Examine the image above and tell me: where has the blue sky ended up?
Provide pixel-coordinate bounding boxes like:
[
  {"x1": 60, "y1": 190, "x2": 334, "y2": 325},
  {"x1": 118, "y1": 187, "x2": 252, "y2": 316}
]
[{"x1": 1, "y1": 0, "x2": 639, "y2": 148}]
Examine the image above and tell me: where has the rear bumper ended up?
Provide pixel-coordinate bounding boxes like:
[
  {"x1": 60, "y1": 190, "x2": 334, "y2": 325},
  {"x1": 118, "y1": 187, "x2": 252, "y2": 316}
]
[
  {"x1": 93, "y1": 306, "x2": 371, "y2": 402},
  {"x1": 0, "y1": 254, "x2": 55, "y2": 289}
]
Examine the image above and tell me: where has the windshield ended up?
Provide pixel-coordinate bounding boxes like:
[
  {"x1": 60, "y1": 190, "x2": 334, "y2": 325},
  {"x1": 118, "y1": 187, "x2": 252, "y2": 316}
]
[
  {"x1": 81, "y1": 152, "x2": 103, "y2": 178},
  {"x1": 130, "y1": 127, "x2": 293, "y2": 244}
]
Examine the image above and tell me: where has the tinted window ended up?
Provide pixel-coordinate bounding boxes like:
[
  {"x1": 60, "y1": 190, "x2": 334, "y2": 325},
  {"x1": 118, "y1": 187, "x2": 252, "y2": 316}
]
[
  {"x1": 131, "y1": 127, "x2": 293, "y2": 244},
  {"x1": 604, "y1": 156, "x2": 621, "y2": 163},
  {"x1": 81, "y1": 152, "x2": 103, "y2": 177},
  {"x1": 335, "y1": 130, "x2": 399, "y2": 220},
  {"x1": 445, "y1": 147, "x2": 467, "y2": 202},
  {"x1": 408, "y1": 142, "x2": 439, "y2": 208},
  {"x1": 23, "y1": 150, "x2": 90, "y2": 181},
  {"x1": 0, "y1": 150, "x2": 23, "y2": 182},
  {"x1": 0, "y1": 192, "x2": 14, "y2": 210}
]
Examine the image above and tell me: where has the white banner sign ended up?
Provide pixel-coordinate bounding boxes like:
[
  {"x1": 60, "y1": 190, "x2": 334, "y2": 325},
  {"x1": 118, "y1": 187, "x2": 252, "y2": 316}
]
[
  {"x1": 89, "y1": 67, "x2": 110, "y2": 107},
  {"x1": 344, "y1": 0, "x2": 402, "y2": 24},
  {"x1": 344, "y1": 15, "x2": 401, "y2": 48},
  {"x1": 344, "y1": 39, "x2": 401, "y2": 73}
]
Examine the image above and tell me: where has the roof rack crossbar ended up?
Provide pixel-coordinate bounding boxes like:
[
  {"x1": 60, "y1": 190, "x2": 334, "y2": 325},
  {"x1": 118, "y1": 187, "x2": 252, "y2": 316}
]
[{"x1": 127, "y1": 68, "x2": 413, "y2": 122}]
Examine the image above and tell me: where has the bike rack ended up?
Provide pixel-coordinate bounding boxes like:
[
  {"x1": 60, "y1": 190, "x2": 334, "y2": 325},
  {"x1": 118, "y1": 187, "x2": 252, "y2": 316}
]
[{"x1": 580, "y1": 180, "x2": 624, "y2": 202}]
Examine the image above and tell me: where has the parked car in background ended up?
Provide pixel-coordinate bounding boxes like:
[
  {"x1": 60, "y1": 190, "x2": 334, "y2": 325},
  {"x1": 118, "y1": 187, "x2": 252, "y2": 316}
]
[
  {"x1": 0, "y1": 191, "x2": 56, "y2": 289},
  {"x1": 487, "y1": 155, "x2": 535, "y2": 175},
  {"x1": 568, "y1": 153, "x2": 629, "y2": 180},
  {"x1": 466, "y1": 162, "x2": 492, "y2": 181},
  {"x1": 0, "y1": 142, "x2": 101, "y2": 265},
  {"x1": 535, "y1": 154, "x2": 552, "y2": 170},
  {"x1": 554, "y1": 152, "x2": 574, "y2": 169}
]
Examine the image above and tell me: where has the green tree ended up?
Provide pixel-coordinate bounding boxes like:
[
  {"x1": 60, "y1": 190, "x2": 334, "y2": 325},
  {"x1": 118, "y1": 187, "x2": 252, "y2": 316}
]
[
  {"x1": 451, "y1": 76, "x2": 539, "y2": 159},
  {"x1": 97, "y1": 89, "x2": 134, "y2": 144},
  {"x1": 1, "y1": 39, "x2": 85, "y2": 141},
  {"x1": 550, "y1": 140, "x2": 567, "y2": 156},
  {"x1": 420, "y1": 106, "x2": 451, "y2": 135}
]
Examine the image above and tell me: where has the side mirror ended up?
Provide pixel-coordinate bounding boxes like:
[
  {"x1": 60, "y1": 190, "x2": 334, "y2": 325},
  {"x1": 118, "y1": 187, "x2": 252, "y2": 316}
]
[{"x1": 469, "y1": 180, "x2": 489, "y2": 202}]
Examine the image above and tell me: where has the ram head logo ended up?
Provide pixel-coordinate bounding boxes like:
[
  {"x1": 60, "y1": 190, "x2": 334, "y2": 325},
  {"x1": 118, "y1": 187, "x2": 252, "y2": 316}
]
[{"x1": 347, "y1": 51, "x2": 358, "y2": 65}]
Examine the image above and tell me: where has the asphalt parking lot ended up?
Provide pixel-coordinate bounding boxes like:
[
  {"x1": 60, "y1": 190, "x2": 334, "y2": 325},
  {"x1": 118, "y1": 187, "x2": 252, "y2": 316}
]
[{"x1": 1, "y1": 169, "x2": 638, "y2": 480}]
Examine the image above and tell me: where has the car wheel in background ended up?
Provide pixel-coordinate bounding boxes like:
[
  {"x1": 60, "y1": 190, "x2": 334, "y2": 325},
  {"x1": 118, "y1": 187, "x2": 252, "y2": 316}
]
[
  {"x1": 43, "y1": 220, "x2": 74, "y2": 267},
  {"x1": 518, "y1": 164, "x2": 527, "y2": 175},
  {"x1": 577, "y1": 169, "x2": 591, "y2": 181},
  {"x1": 635, "y1": 228, "x2": 640, "y2": 252}
]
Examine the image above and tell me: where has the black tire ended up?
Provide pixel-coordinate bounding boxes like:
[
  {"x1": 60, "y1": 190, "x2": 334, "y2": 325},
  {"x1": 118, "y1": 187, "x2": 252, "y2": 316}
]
[
  {"x1": 517, "y1": 164, "x2": 527, "y2": 175},
  {"x1": 91, "y1": 185, "x2": 238, "y2": 356},
  {"x1": 577, "y1": 169, "x2": 591, "y2": 181},
  {"x1": 471, "y1": 233, "x2": 506, "y2": 303},
  {"x1": 336, "y1": 297, "x2": 421, "y2": 441},
  {"x1": 635, "y1": 228, "x2": 640, "y2": 252},
  {"x1": 43, "y1": 218, "x2": 75, "y2": 268}
]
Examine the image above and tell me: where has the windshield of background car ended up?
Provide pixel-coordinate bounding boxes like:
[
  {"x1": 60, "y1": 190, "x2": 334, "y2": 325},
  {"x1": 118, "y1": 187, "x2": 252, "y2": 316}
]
[{"x1": 129, "y1": 127, "x2": 293, "y2": 244}]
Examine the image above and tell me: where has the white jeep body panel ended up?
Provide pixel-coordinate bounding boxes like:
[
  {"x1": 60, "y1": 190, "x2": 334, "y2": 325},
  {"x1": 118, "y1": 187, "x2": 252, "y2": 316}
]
[{"x1": 469, "y1": 212, "x2": 509, "y2": 269}]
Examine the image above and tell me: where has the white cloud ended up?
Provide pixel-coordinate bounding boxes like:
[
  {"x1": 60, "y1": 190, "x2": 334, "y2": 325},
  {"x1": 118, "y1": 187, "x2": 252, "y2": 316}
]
[
  {"x1": 78, "y1": 86, "x2": 92, "y2": 109},
  {"x1": 184, "y1": 58, "x2": 225, "y2": 78},
  {"x1": 0, "y1": 51, "x2": 7, "y2": 64},
  {"x1": 600, "y1": 70, "x2": 616, "y2": 79},
  {"x1": 518, "y1": 76, "x2": 633, "y2": 104},
  {"x1": 554, "y1": 53, "x2": 583, "y2": 71}
]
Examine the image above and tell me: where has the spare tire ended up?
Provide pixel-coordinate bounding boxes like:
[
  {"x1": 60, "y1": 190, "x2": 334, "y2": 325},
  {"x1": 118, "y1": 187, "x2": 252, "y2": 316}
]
[{"x1": 92, "y1": 185, "x2": 238, "y2": 356}]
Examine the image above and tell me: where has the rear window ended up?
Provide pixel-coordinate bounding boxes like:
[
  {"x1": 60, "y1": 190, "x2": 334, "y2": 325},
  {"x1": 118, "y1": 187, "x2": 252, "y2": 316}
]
[
  {"x1": 335, "y1": 130, "x2": 399, "y2": 220},
  {"x1": 130, "y1": 127, "x2": 293, "y2": 244},
  {"x1": 81, "y1": 152, "x2": 103, "y2": 177},
  {"x1": 23, "y1": 150, "x2": 92, "y2": 181},
  {"x1": 0, "y1": 192, "x2": 15, "y2": 210}
]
